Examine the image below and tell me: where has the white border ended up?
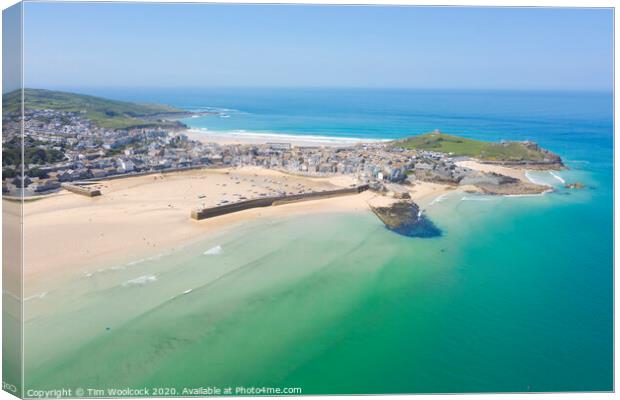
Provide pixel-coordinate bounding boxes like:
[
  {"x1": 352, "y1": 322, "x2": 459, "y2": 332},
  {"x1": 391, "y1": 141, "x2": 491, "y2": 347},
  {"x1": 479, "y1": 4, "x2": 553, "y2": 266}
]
[{"x1": 0, "y1": 1, "x2": 616, "y2": 400}]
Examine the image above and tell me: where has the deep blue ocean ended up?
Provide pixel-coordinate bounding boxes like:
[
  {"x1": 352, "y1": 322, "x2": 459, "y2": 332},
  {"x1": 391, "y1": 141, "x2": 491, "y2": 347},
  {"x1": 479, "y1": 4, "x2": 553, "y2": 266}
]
[
  {"x1": 80, "y1": 88, "x2": 612, "y2": 197},
  {"x1": 80, "y1": 87, "x2": 612, "y2": 166},
  {"x1": 48, "y1": 87, "x2": 612, "y2": 392}
]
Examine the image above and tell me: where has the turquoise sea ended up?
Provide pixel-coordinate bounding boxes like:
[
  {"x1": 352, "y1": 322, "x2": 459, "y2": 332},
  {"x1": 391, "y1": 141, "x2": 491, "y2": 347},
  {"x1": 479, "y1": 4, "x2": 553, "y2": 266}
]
[{"x1": 26, "y1": 89, "x2": 613, "y2": 393}]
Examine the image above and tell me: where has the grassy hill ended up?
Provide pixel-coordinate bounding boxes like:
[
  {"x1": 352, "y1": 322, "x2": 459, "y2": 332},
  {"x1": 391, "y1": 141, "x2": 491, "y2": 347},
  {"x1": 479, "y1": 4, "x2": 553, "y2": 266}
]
[
  {"x1": 3, "y1": 89, "x2": 186, "y2": 130},
  {"x1": 393, "y1": 132, "x2": 559, "y2": 163}
]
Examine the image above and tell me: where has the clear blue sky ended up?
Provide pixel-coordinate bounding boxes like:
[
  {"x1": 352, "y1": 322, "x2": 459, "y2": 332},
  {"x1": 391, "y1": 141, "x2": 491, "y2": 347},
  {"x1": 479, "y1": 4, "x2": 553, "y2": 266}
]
[{"x1": 21, "y1": 3, "x2": 613, "y2": 91}]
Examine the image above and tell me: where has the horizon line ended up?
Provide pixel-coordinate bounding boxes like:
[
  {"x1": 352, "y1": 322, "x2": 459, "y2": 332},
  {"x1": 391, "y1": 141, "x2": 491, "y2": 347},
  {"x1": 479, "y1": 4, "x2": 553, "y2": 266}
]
[{"x1": 10, "y1": 85, "x2": 614, "y2": 95}]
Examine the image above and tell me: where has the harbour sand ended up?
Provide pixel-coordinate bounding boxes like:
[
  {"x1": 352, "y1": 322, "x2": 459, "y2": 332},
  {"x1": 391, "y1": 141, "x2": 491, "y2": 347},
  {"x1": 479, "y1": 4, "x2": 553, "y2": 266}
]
[
  {"x1": 21, "y1": 167, "x2": 449, "y2": 289},
  {"x1": 21, "y1": 159, "x2": 536, "y2": 286}
]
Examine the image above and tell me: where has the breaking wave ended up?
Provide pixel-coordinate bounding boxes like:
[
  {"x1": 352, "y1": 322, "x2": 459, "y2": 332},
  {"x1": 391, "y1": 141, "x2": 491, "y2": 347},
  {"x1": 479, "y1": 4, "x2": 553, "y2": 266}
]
[
  {"x1": 525, "y1": 171, "x2": 549, "y2": 185},
  {"x1": 187, "y1": 128, "x2": 388, "y2": 146},
  {"x1": 504, "y1": 189, "x2": 553, "y2": 198},
  {"x1": 123, "y1": 275, "x2": 158, "y2": 287},
  {"x1": 428, "y1": 193, "x2": 448, "y2": 206},
  {"x1": 461, "y1": 196, "x2": 495, "y2": 201},
  {"x1": 24, "y1": 292, "x2": 48, "y2": 301},
  {"x1": 204, "y1": 245, "x2": 223, "y2": 255},
  {"x1": 549, "y1": 171, "x2": 566, "y2": 184}
]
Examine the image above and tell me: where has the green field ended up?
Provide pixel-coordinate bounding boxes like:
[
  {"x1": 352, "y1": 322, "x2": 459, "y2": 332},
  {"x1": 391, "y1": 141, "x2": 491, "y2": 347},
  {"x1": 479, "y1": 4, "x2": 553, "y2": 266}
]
[
  {"x1": 393, "y1": 132, "x2": 552, "y2": 162},
  {"x1": 3, "y1": 89, "x2": 185, "y2": 130}
]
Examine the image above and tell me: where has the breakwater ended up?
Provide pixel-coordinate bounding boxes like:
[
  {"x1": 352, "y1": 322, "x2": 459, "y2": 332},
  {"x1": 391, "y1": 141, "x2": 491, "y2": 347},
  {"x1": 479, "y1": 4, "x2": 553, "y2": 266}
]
[
  {"x1": 61, "y1": 183, "x2": 101, "y2": 197},
  {"x1": 191, "y1": 185, "x2": 369, "y2": 220}
]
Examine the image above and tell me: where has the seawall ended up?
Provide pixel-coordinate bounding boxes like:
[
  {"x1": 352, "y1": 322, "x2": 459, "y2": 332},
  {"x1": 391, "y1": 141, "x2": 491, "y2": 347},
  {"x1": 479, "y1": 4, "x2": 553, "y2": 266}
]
[
  {"x1": 191, "y1": 185, "x2": 369, "y2": 220},
  {"x1": 61, "y1": 183, "x2": 101, "y2": 197}
]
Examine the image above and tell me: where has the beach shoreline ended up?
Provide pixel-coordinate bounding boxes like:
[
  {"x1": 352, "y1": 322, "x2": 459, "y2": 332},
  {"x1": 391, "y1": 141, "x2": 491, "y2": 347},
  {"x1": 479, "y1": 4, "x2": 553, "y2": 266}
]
[
  {"x1": 18, "y1": 156, "x2": 545, "y2": 294},
  {"x1": 184, "y1": 128, "x2": 389, "y2": 147},
  {"x1": 19, "y1": 166, "x2": 450, "y2": 288}
]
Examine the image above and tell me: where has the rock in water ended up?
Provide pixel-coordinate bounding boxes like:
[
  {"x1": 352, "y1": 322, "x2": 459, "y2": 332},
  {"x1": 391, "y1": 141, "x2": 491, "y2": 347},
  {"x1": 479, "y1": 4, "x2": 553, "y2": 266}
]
[
  {"x1": 370, "y1": 201, "x2": 441, "y2": 238},
  {"x1": 564, "y1": 182, "x2": 585, "y2": 189}
]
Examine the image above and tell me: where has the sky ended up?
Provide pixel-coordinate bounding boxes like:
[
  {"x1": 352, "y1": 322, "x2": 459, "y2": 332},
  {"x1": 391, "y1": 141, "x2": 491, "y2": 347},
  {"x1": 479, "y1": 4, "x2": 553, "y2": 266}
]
[{"x1": 16, "y1": 2, "x2": 614, "y2": 91}]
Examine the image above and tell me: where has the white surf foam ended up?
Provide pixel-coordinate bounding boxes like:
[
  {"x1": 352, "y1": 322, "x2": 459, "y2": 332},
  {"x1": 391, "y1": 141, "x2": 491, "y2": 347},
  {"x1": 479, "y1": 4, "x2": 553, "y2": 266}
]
[
  {"x1": 203, "y1": 245, "x2": 223, "y2": 255},
  {"x1": 123, "y1": 275, "x2": 157, "y2": 287},
  {"x1": 187, "y1": 128, "x2": 389, "y2": 146},
  {"x1": 504, "y1": 188, "x2": 553, "y2": 198},
  {"x1": 85, "y1": 264, "x2": 130, "y2": 277},
  {"x1": 460, "y1": 196, "x2": 495, "y2": 201},
  {"x1": 24, "y1": 292, "x2": 48, "y2": 301},
  {"x1": 549, "y1": 171, "x2": 566, "y2": 184},
  {"x1": 126, "y1": 258, "x2": 147, "y2": 267},
  {"x1": 428, "y1": 193, "x2": 448, "y2": 206},
  {"x1": 524, "y1": 171, "x2": 549, "y2": 185},
  {"x1": 2, "y1": 290, "x2": 21, "y2": 301},
  {"x1": 146, "y1": 253, "x2": 166, "y2": 262}
]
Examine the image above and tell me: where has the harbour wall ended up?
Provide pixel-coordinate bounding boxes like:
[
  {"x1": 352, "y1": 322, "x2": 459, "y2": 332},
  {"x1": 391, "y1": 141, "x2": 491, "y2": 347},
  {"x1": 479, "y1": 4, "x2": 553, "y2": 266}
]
[
  {"x1": 61, "y1": 183, "x2": 102, "y2": 197},
  {"x1": 191, "y1": 184, "x2": 369, "y2": 220}
]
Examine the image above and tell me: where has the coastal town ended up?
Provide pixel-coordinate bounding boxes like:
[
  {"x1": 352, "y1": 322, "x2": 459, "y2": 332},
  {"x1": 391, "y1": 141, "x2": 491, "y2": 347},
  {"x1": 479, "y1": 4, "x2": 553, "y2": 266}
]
[
  {"x1": 2, "y1": 97, "x2": 562, "y2": 206},
  {"x1": 2, "y1": 107, "x2": 561, "y2": 198}
]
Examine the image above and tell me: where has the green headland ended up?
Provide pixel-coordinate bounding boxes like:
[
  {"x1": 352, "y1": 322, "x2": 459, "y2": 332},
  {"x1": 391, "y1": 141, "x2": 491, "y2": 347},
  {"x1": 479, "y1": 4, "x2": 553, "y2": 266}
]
[
  {"x1": 392, "y1": 131, "x2": 563, "y2": 166},
  {"x1": 3, "y1": 88, "x2": 187, "y2": 130}
]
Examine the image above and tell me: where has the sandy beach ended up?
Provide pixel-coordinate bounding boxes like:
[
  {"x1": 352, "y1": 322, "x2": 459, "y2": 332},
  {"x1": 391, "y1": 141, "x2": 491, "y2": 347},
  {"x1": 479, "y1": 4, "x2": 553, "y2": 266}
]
[
  {"x1": 18, "y1": 160, "x2": 532, "y2": 288},
  {"x1": 455, "y1": 160, "x2": 528, "y2": 180},
  {"x1": 185, "y1": 128, "x2": 388, "y2": 147},
  {"x1": 19, "y1": 166, "x2": 451, "y2": 286}
]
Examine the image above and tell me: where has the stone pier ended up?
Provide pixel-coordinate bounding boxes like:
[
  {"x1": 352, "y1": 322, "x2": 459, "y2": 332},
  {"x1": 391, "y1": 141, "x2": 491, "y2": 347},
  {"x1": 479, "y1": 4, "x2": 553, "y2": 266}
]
[
  {"x1": 61, "y1": 183, "x2": 102, "y2": 197},
  {"x1": 191, "y1": 184, "x2": 368, "y2": 220}
]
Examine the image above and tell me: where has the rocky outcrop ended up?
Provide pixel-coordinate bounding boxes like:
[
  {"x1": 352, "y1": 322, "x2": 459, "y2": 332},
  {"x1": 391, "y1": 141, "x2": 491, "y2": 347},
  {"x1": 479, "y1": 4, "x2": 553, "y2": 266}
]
[
  {"x1": 565, "y1": 182, "x2": 585, "y2": 189},
  {"x1": 475, "y1": 181, "x2": 550, "y2": 195},
  {"x1": 370, "y1": 201, "x2": 441, "y2": 238},
  {"x1": 479, "y1": 141, "x2": 565, "y2": 169},
  {"x1": 459, "y1": 171, "x2": 551, "y2": 195},
  {"x1": 482, "y1": 159, "x2": 565, "y2": 170},
  {"x1": 413, "y1": 166, "x2": 550, "y2": 196},
  {"x1": 459, "y1": 171, "x2": 550, "y2": 195},
  {"x1": 414, "y1": 162, "x2": 553, "y2": 197},
  {"x1": 459, "y1": 171, "x2": 510, "y2": 186}
]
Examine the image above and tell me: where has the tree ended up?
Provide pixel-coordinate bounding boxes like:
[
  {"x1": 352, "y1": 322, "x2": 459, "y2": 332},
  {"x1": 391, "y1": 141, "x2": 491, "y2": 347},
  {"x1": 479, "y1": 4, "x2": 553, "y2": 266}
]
[
  {"x1": 2, "y1": 167, "x2": 17, "y2": 179},
  {"x1": 27, "y1": 167, "x2": 48, "y2": 179}
]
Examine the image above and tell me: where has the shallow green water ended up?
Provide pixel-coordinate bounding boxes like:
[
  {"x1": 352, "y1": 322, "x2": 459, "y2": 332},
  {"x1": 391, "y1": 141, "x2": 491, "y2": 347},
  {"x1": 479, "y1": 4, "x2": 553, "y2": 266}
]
[
  {"x1": 22, "y1": 89, "x2": 613, "y2": 394},
  {"x1": 24, "y1": 176, "x2": 612, "y2": 393}
]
